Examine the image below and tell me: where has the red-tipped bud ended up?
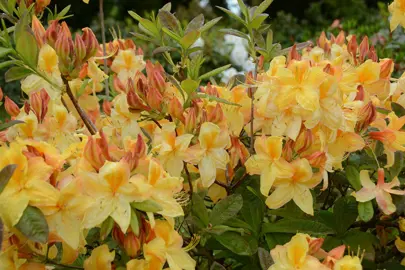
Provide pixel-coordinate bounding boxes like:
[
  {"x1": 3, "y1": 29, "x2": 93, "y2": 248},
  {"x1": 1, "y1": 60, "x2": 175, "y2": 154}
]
[
  {"x1": 185, "y1": 107, "x2": 197, "y2": 133},
  {"x1": 83, "y1": 136, "x2": 106, "y2": 171},
  {"x1": 0, "y1": 87, "x2": 3, "y2": 102},
  {"x1": 359, "y1": 36, "x2": 369, "y2": 63},
  {"x1": 146, "y1": 87, "x2": 163, "y2": 111},
  {"x1": 74, "y1": 33, "x2": 87, "y2": 63},
  {"x1": 35, "y1": 0, "x2": 51, "y2": 14},
  {"x1": 368, "y1": 46, "x2": 378, "y2": 62},
  {"x1": 335, "y1": 31, "x2": 346, "y2": 45},
  {"x1": 112, "y1": 226, "x2": 125, "y2": 245},
  {"x1": 113, "y1": 75, "x2": 126, "y2": 93},
  {"x1": 323, "y1": 64, "x2": 333, "y2": 75},
  {"x1": 40, "y1": 89, "x2": 50, "y2": 121},
  {"x1": 287, "y1": 44, "x2": 301, "y2": 63},
  {"x1": 81, "y1": 28, "x2": 99, "y2": 60},
  {"x1": 23, "y1": 101, "x2": 30, "y2": 115},
  {"x1": 379, "y1": 58, "x2": 394, "y2": 79},
  {"x1": 354, "y1": 85, "x2": 365, "y2": 101},
  {"x1": 102, "y1": 100, "x2": 112, "y2": 116},
  {"x1": 356, "y1": 101, "x2": 376, "y2": 132},
  {"x1": 4, "y1": 96, "x2": 20, "y2": 117},
  {"x1": 96, "y1": 129, "x2": 112, "y2": 161},
  {"x1": 55, "y1": 30, "x2": 74, "y2": 65},
  {"x1": 127, "y1": 80, "x2": 150, "y2": 111},
  {"x1": 32, "y1": 16, "x2": 46, "y2": 47},
  {"x1": 309, "y1": 238, "x2": 324, "y2": 255},
  {"x1": 30, "y1": 91, "x2": 42, "y2": 121},
  {"x1": 305, "y1": 151, "x2": 327, "y2": 169},
  {"x1": 151, "y1": 70, "x2": 166, "y2": 93},
  {"x1": 347, "y1": 35, "x2": 358, "y2": 64},
  {"x1": 123, "y1": 232, "x2": 141, "y2": 258},
  {"x1": 204, "y1": 83, "x2": 219, "y2": 97},
  {"x1": 168, "y1": 97, "x2": 185, "y2": 123},
  {"x1": 282, "y1": 139, "x2": 295, "y2": 162},
  {"x1": 124, "y1": 39, "x2": 136, "y2": 49},
  {"x1": 208, "y1": 103, "x2": 224, "y2": 124},
  {"x1": 135, "y1": 72, "x2": 148, "y2": 97},
  {"x1": 44, "y1": 20, "x2": 60, "y2": 48},
  {"x1": 317, "y1": 31, "x2": 328, "y2": 50}
]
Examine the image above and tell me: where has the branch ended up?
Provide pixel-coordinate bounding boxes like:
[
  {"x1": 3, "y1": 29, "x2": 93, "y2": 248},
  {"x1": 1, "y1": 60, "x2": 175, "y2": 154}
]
[
  {"x1": 184, "y1": 162, "x2": 193, "y2": 199},
  {"x1": 63, "y1": 79, "x2": 97, "y2": 135}
]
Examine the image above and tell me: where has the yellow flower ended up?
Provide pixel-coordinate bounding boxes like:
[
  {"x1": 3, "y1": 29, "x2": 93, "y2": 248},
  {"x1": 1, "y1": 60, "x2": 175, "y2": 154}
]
[
  {"x1": 333, "y1": 255, "x2": 362, "y2": 270},
  {"x1": 266, "y1": 158, "x2": 322, "y2": 215},
  {"x1": 269, "y1": 233, "x2": 329, "y2": 270},
  {"x1": 111, "y1": 93, "x2": 141, "y2": 140},
  {"x1": 154, "y1": 123, "x2": 194, "y2": 177},
  {"x1": 399, "y1": 217, "x2": 405, "y2": 232},
  {"x1": 111, "y1": 49, "x2": 146, "y2": 84},
  {"x1": 143, "y1": 220, "x2": 196, "y2": 270},
  {"x1": 0, "y1": 246, "x2": 26, "y2": 270},
  {"x1": 389, "y1": 0, "x2": 405, "y2": 31},
  {"x1": 245, "y1": 136, "x2": 293, "y2": 196},
  {"x1": 84, "y1": 244, "x2": 115, "y2": 270},
  {"x1": 186, "y1": 122, "x2": 230, "y2": 187},
  {"x1": 0, "y1": 143, "x2": 56, "y2": 228},
  {"x1": 81, "y1": 161, "x2": 149, "y2": 232}
]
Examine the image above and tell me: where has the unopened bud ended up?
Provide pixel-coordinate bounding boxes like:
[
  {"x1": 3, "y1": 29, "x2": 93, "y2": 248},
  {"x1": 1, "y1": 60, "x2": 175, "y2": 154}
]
[
  {"x1": 23, "y1": 101, "x2": 30, "y2": 115},
  {"x1": 146, "y1": 87, "x2": 163, "y2": 111},
  {"x1": 335, "y1": 31, "x2": 346, "y2": 46},
  {"x1": 282, "y1": 139, "x2": 294, "y2": 161},
  {"x1": 74, "y1": 33, "x2": 86, "y2": 63},
  {"x1": 81, "y1": 28, "x2": 99, "y2": 60},
  {"x1": 32, "y1": 16, "x2": 45, "y2": 47},
  {"x1": 185, "y1": 107, "x2": 197, "y2": 133},
  {"x1": 151, "y1": 70, "x2": 166, "y2": 93},
  {"x1": 356, "y1": 101, "x2": 376, "y2": 132},
  {"x1": 123, "y1": 232, "x2": 141, "y2": 258},
  {"x1": 44, "y1": 20, "x2": 60, "y2": 48},
  {"x1": 83, "y1": 136, "x2": 106, "y2": 171},
  {"x1": 102, "y1": 100, "x2": 112, "y2": 116},
  {"x1": 309, "y1": 238, "x2": 324, "y2": 255},
  {"x1": 296, "y1": 129, "x2": 313, "y2": 154},
  {"x1": 354, "y1": 85, "x2": 365, "y2": 101},
  {"x1": 127, "y1": 80, "x2": 150, "y2": 111},
  {"x1": 168, "y1": 97, "x2": 185, "y2": 123},
  {"x1": 124, "y1": 39, "x2": 136, "y2": 49},
  {"x1": 30, "y1": 91, "x2": 42, "y2": 121},
  {"x1": 305, "y1": 151, "x2": 327, "y2": 168},
  {"x1": 317, "y1": 31, "x2": 328, "y2": 50},
  {"x1": 0, "y1": 87, "x2": 3, "y2": 101},
  {"x1": 287, "y1": 44, "x2": 301, "y2": 63},
  {"x1": 4, "y1": 96, "x2": 20, "y2": 117},
  {"x1": 368, "y1": 46, "x2": 378, "y2": 62},
  {"x1": 258, "y1": 55, "x2": 265, "y2": 71},
  {"x1": 348, "y1": 35, "x2": 358, "y2": 64},
  {"x1": 207, "y1": 103, "x2": 224, "y2": 124},
  {"x1": 112, "y1": 226, "x2": 125, "y2": 245},
  {"x1": 359, "y1": 36, "x2": 369, "y2": 63},
  {"x1": 35, "y1": 0, "x2": 51, "y2": 14},
  {"x1": 40, "y1": 89, "x2": 50, "y2": 121},
  {"x1": 379, "y1": 58, "x2": 394, "y2": 79}
]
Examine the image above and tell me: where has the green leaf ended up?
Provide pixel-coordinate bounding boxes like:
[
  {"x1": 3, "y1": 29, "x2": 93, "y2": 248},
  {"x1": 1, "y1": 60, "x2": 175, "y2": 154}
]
[
  {"x1": 185, "y1": 14, "x2": 204, "y2": 34},
  {"x1": 345, "y1": 165, "x2": 362, "y2": 191},
  {"x1": 237, "y1": 0, "x2": 248, "y2": 19},
  {"x1": 158, "y1": 10, "x2": 181, "y2": 34},
  {"x1": 265, "y1": 233, "x2": 293, "y2": 250},
  {"x1": 196, "y1": 93, "x2": 242, "y2": 107},
  {"x1": 131, "y1": 200, "x2": 163, "y2": 213},
  {"x1": 262, "y1": 218, "x2": 335, "y2": 236},
  {"x1": 0, "y1": 47, "x2": 12, "y2": 58},
  {"x1": 0, "y1": 120, "x2": 24, "y2": 131},
  {"x1": 389, "y1": 151, "x2": 404, "y2": 180},
  {"x1": 358, "y1": 201, "x2": 374, "y2": 222},
  {"x1": 250, "y1": 14, "x2": 268, "y2": 29},
  {"x1": 162, "y1": 27, "x2": 182, "y2": 43},
  {"x1": 15, "y1": 206, "x2": 48, "y2": 243},
  {"x1": 253, "y1": 29, "x2": 265, "y2": 48},
  {"x1": 215, "y1": 231, "x2": 258, "y2": 256},
  {"x1": 130, "y1": 208, "x2": 140, "y2": 236},
  {"x1": 128, "y1": 11, "x2": 143, "y2": 22},
  {"x1": 0, "y1": 60, "x2": 16, "y2": 70},
  {"x1": 253, "y1": 0, "x2": 274, "y2": 19},
  {"x1": 200, "y1": 17, "x2": 222, "y2": 32},
  {"x1": 224, "y1": 217, "x2": 253, "y2": 232},
  {"x1": 181, "y1": 78, "x2": 199, "y2": 95},
  {"x1": 192, "y1": 193, "x2": 209, "y2": 227},
  {"x1": 216, "y1": 7, "x2": 246, "y2": 26},
  {"x1": 180, "y1": 30, "x2": 200, "y2": 49},
  {"x1": 207, "y1": 225, "x2": 245, "y2": 235},
  {"x1": 0, "y1": 164, "x2": 17, "y2": 194},
  {"x1": 392, "y1": 102, "x2": 405, "y2": 117},
  {"x1": 198, "y1": 64, "x2": 232, "y2": 81},
  {"x1": 152, "y1": 46, "x2": 176, "y2": 55},
  {"x1": 219, "y1": 28, "x2": 249, "y2": 40},
  {"x1": 210, "y1": 194, "x2": 243, "y2": 226},
  {"x1": 376, "y1": 106, "x2": 390, "y2": 115},
  {"x1": 5, "y1": 66, "x2": 32, "y2": 82},
  {"x1": 130, "y1": 32, "x2": 155, "y2": 42},
  {"x1": 258, "y1": 247, "x2": 273, "y2": 270},
  {"x1": 100, "y1": 216, "x2": 114, "y2": 241},
  {"x1": 266, "y1": 30, "x2": 273, "y2": 51},
  {"x1": 333, "y1": 196, "x2": 358, "y2": 235},
  {"x1": 210, "y1": 262, "x2": 226, "y2": 270},
  {"x1": 342, "y1": 229, "x2": 377, "y2": 261},
  {"x1": 15, "y1": 25, "x2": 38, "y2": 67}
]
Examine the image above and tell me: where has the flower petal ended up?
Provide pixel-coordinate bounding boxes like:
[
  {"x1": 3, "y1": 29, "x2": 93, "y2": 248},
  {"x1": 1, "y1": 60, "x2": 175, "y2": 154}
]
[
  {"x1": 293, "y1": 184, "x2": 314, "y2": 215},
  {"x1": 265, "y1": 184, "x2": 294, "y2": 209}
]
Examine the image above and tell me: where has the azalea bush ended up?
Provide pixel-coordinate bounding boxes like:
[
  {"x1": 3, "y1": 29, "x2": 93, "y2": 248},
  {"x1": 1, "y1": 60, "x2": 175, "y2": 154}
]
[{"x1": 2, "y1": 0, "x2": 405, "y2": 269}]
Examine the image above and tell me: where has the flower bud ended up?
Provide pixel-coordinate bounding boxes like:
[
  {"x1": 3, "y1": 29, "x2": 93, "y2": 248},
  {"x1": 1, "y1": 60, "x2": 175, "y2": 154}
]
[
  {"x1": 74, "y1": 33, "x2": 87, "y2": 63},
  {"x1": 317, "y1": 31, "x2": 329, "y2": 51},
  {"x1": 23, "y1": 101, "x2": 31, "y2": 115},
  {"x1": 151, "y1": 70, "x2": 166, "y2": 93},
  {"x1": 44, "y1": 20, "x2": 60, "y2": 48},
  {"x1": 30, "y1": 91, "x2": 42, "y2": 121},
  {"x1": 207, "y1": 103, "x2": 224, "y2": 124},
  {"x1": 123, "y1": 232, "x2": 141, "y2": 258},
  {"x1": 40, "y1": 89, "x2": 50, "y2": 121},
  {"x1": 124, "y1": 39, "x2": 136, "y2": 49},
  {"x1": 146, "y1": 87, "x2": 163, "y2": 111},
  {"x1": 359, "y1": 36, "x2": 369, "y2": 63},
  {"x1": 35, "y1": 0, "x2": 51, "y2": 14},
  {"x1": 354, "y1": 85, "x2": 364, "y2": 101},
  {"x1": 168, "y1": 97, "x2": 185, "y2": 123},
  {"x1": 309, "y1": 238, "x2": 324, "y2": 255},
  {"x1": 368, "y1": 46, "x2": 378, "y2": 62},
  {"x1": 287, "y1": 44, "x2": 301, "y2": 63},
  {"x1": 136, "y1": 47, "x2": 144, "y2": 55},
  {"x1": 83, "y1": 135, "x2": 107, "y2": 171},
  {"x1": 305, "y1": 151, "x2": 327, "y2": 169},
  {"x1": 185, "y1": 107, "x2": 197, "y2": 133},
  {"x1": 32, "y1": 15, "x2": 46, "y2": 47},
  {"x1": 81, "y1": 28, "x2": 99, "y2": 60},
  {"x1": 356, "y1": 101, "x2": 376, "y2": 132},
  {"x1": 347, "y1": 35, "x2": 358, "y2": 63},
  {"x1": 335, "y1": 30, "x2": 346, "y2": 46},
  {"x1": 113, "y1": 75, "x2": 126, "y2": 93},
  {"x1": 0, "y1": 87, "x2": 3, "y2": 101},
  {"x1": 127, "y1": 80, "x2": 150, "y2": 111},
  {"x1": 204, "y1": 83, "x2": 219, "y2": 97},
  {"x1": 282, "y1": 139, "x2": 294, "y2": 161},
  {"x1": 4, "y1": 96, "x2": 20, "y2": 117},
  {"x1": 379, "y1": 58, "x2": 394, "y2": 79},
  {"x1": 102, "y1": 100, "x2": 112, "y2": 116},
  {"x1": 112, "y1": 225, "x2": 125, "y2": 245}
]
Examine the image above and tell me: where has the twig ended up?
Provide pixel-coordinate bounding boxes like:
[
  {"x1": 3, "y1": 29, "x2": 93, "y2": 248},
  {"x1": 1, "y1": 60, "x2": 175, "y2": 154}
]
[
  {"x1": 249, "y1": 61, "x2": 258, "y2": 154},
  {"x1": 60, "y1": 97, "x2": 70, "y2": 113},
  {"x1": 152, "y1": 118, "x2": 162, "y2": 129},
  {"x1": 184, "y1": 162, "x2": 193, "y2": 199},
  {"x1": 99, "y1": 0, "x2": 110, "y2": 97},
  {"x1": 63, "y1": 79, "x2": 97, "y2": 135},
  {"x1": 46, "y1": 260, "x2": 83, "y2": 269},
  {"x1": 214, "y1": 180, "x2": 228, "y2": 189}
]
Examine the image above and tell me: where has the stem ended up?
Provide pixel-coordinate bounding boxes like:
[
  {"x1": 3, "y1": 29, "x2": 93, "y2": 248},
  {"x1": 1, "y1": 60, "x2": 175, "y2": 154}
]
[
  {"x1": 99, "y1": 0, "x2": 109, "y2": 97},
  {"x1": 63, "y1": 78, "x2": 97, "y2": 135},
  {"x1": 184, "y1": 162, "x2": 193, "y2": 199},
  {"x1": 151, "y1": 118, "x2": 162, "y2": 129},
  {"x1": 248, "y1": 61, "x2": 258, "y2": 154}
]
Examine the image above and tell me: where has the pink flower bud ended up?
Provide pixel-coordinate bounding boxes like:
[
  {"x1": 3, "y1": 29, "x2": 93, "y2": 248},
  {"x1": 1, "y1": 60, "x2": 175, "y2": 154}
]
[
  {"x1": 379, "y1": 59, "x2": 394, "y2": 79},
  {"x1": 81, "y1": 28, "x2": 99, "y2": 60},
  {"x1": 348, "y1": 35, "x2": 358, "y2": 64},
  {"x1": 309, "y1": 238, "x2": 324, "y2": 255},
  {"x1": 55, "y1": 29, "x2": 73, "y2": 65},
  {"x1": 356, "y1": 101, "x2": 376, "y2": 132},
  {"x1": 123, "y1": 232, "x2": 141, "y2": 258},
  {"x1": 4, "y1": 96, "x2": 20, "y2": 117},
  {"x1": 30, "y1": 91, "x2": 42, "y2": 121},
  {"x1": 44, "y1": 20, "x2": 60, "y2": 48},
  {"x1": 146, "y1": 87, "x2": 163, "y2": 111},
  {"x1": 335, "y1": 30, "x2": 346, "y2": 46},
  {"x1": 368, "y1": 46, "x2": 378, "y2": 62},
  {"x1": 287, "y1": 44, "x2": 301, "y2": 63},
  {"x1": 317, "y1": 31, "x2": 328, "y2": 50},
  {"x1": 127, "y1": 80, "x2": 150, "y2": 111},
  {"x1": 40, "y1": 89, "x2": 50, "y2": 121},
  {"x1": 74, "y1": 33, "x2": 87, "y2": 63},
  {"x1": 0, "y1": 87, "x2": 3, "y2": 102},
  {"x1": 168, "y1": 97, "x2": 185, "y2": 123},
  {"x1": 102, "y1": 100, "x2": 112, "y2": 116},
  {"x1": 359, "y1": 36, "x2": 369, "y2": 63},
  {"x1": 151, "y1": 70, "x2": 166, "y2": 93},
  {"x1": 305, "y1": 151, "x2": 327, "y2": 169},
  {"x1": 32, "y1": 16, "x2": 45, "y2": 47}
]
